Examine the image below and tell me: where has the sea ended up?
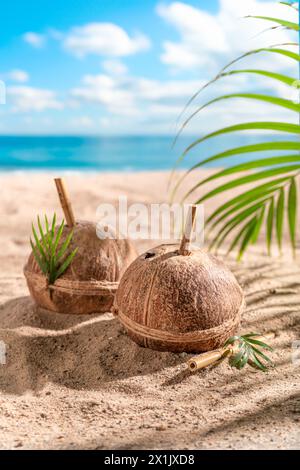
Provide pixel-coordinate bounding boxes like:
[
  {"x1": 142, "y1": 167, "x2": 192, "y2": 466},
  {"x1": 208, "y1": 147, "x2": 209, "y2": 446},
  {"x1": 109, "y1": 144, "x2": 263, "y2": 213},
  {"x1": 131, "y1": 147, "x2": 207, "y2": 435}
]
[{"x1": 0, "y1": 135, "x2": 296, "y2": 171}]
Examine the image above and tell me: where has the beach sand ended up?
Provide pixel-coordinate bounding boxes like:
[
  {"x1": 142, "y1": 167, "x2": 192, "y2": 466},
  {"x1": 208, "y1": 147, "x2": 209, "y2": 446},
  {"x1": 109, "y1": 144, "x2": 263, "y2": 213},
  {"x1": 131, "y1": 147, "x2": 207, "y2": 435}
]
[{"x1": 0, "y1": 171, "x2": 299, "y2": 450}]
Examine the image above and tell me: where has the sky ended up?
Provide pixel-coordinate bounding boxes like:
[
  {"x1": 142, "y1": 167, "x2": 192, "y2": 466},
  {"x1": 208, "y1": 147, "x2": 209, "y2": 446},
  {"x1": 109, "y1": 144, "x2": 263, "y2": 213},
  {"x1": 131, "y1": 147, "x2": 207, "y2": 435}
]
[{"x1": 0, "y1": 0, "x2": 298, "y2": 135}]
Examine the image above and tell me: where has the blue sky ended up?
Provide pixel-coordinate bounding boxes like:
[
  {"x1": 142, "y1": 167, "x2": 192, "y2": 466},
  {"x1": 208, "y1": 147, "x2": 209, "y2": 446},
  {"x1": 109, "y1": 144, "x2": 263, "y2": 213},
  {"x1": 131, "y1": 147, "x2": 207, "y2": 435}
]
[{"x1": 0, "y1": 0, "x2": 298, "y2": 135}]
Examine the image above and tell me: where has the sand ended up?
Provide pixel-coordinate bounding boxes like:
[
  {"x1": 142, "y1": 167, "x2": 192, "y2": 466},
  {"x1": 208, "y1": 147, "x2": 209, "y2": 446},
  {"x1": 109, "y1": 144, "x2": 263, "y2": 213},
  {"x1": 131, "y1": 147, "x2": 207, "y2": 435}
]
[{"x1": 0, "y1": 171, "x2": 299, "y2": 450}]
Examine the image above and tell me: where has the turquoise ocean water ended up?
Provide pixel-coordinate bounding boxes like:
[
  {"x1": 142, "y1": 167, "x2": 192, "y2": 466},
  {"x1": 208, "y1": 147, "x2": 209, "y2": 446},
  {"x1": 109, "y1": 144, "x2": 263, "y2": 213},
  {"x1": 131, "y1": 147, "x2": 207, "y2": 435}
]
[{"x1": 0, "y1": 135, "x2": 296, "y2": 171}]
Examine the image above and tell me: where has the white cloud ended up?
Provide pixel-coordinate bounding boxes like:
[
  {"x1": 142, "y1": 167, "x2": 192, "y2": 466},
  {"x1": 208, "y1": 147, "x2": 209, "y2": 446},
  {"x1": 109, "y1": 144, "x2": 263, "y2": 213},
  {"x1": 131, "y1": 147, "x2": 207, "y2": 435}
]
[
  {"x1": 70, "y1": 72, "x2": 203, "y2": 118},
  {"x1": 23, "y1": 32, "x2": 45, "y2": 48},
  {"x1": 7, "y1": 86, "x2": 63, "y2": 112},
  {"x1": 7, "y1": 69, "x2": 29, "y2": 83},
  {"x1": 71, "y1": 74, "x2": 137, "y2": 115},
  {"x1": 102, "y1": 60, "x2": 128, "y2": 76},
  {"x1": 69, "y1": 65, "x2": 297, "y2": 134},
  {"x1": 9, "y1": 0, "x2": 298, "y2": 135},
  {"x1": 157, "y1": 0, "x2": 297, "y2": 72},
  {"x1": 63, "y1": 23, "x2": 150, "y2": 57}
]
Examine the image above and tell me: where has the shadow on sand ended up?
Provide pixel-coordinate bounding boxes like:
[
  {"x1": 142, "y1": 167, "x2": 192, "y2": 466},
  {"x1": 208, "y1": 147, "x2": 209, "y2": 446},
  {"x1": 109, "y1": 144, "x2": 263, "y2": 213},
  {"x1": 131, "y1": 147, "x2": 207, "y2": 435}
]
[{"x1": 0, "y1": 296, "x2": 185, "y2": 394}]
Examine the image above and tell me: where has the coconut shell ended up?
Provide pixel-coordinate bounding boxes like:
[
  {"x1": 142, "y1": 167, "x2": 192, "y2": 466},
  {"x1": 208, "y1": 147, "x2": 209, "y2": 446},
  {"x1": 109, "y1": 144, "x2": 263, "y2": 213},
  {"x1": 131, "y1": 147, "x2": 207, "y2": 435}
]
[
  {"x1": 24, "y1": 220, "x2": 137, "y2": 314},
  {"x1": 113, "y1": 244, "x2": 244, "y2": 353}
]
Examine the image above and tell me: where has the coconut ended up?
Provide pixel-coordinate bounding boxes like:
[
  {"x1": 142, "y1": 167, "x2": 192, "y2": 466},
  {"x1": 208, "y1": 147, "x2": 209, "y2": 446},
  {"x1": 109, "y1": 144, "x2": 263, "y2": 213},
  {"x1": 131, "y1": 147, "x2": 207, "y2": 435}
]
[
  {"x1": 113, "y1": 243, "x2": 244, "y2": 353},
  {"x1": 24, "y1": 178, "x2": 137, "y2": 315}
]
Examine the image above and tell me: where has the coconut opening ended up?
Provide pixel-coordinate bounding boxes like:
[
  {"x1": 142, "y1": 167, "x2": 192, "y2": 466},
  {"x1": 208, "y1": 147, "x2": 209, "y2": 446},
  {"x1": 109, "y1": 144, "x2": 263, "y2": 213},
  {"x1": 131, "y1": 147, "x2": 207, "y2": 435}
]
[{"x1": 144, "y1": 252, "x2": 156, "y2": 259}]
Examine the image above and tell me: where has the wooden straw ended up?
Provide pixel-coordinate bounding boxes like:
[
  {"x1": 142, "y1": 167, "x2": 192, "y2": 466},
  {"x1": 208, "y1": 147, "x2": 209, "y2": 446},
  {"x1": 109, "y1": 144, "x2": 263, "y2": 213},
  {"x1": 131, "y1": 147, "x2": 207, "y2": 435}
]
[
  {"x1": 187, "y1": 332, "x2": 275, "y2": 372},
  {"x1": 54, "y1": 178, "x2": 76, "y2": 227},
  {"x1": 179, "y1": 205, "x2": 197, "y2": 256}
]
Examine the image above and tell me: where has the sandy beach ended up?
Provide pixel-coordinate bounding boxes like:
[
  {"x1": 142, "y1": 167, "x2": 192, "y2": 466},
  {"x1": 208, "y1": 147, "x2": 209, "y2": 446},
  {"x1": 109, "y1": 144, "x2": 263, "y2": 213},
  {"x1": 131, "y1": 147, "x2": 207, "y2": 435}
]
[{"x1": 0, "y1": 171, "x2": 299, "y2": 450}]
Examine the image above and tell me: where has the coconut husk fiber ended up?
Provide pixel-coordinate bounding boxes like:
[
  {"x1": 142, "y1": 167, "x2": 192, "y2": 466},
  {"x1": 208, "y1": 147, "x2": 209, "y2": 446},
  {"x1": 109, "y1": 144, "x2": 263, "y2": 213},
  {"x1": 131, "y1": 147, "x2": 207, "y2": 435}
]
[
  {"x1": 24, "y1": 220, "x2": 137, "y2": 314},
  {"x1": 114, "y1": 244, "x2": 244, "y2": 353}
]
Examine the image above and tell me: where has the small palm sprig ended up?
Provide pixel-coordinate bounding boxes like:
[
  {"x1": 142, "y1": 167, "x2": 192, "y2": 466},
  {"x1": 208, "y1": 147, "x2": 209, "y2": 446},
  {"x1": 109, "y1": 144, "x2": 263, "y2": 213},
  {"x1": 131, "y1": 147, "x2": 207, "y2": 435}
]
[
  {"x1": 30, "y1": 213, "x2": 78, "y2": 284},
  {"x1": 224, "y1": 333, "x2": 274, "y2": 372}
]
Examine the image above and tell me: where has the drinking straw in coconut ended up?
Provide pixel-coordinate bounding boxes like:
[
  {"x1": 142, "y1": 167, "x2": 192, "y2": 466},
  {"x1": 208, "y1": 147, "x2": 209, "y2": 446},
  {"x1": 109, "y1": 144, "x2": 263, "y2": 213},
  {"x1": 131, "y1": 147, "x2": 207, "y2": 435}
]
[
  {"x1": 187, "y1": 332, "x2": 275, "y2": 372},
  {"x1": 179, "y1": 204, "x2": 197, "y2": 256},
  {"x1": 54, "y1": 178, "x2": 76, "y2": 227}
]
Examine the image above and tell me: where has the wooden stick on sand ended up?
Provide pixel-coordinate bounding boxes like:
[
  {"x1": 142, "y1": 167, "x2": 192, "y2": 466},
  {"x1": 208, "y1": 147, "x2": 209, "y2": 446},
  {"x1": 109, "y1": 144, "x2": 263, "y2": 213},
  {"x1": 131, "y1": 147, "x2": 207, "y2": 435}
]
[
  {"x1": 187, "y1": 332, "x2": 275, "y2": 372},
  {"x1": 54, "y1": 178, "x2": 76, "y2": 228},
  {"x1": 179, "y1": 205, "x2": 197, "y2": 256}
]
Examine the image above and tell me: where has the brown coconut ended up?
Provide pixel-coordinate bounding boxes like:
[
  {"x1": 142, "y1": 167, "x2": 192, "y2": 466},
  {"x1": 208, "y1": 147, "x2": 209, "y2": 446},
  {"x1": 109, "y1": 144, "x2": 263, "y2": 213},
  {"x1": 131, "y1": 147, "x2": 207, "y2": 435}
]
[
  {"x1": 113, "y1": 244, "x2": 244, "y2": 353},
  {"x1": 24, "y1": 220, "x2": 137, "y2": 315}
]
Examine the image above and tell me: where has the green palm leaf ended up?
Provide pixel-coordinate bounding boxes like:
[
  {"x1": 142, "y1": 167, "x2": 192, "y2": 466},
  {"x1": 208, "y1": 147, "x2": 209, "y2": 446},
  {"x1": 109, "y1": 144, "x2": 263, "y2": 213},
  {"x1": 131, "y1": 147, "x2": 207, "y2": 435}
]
[
  {"x1": 175, "y1": 89, "x2": 300, "y2": 148},
  {"x1": 229, "y1": 343, "x2": 248, "y2": 368},
  {"x1": 30, "y1": 239, "x2": 48, "y2": 275},
  {"x1": 210, "y1": 197, "x2": 270, "y2": 232},
  {"x1": 266, "y1": 198, "x2": 275, "y2": 255},
  {"x1": 216, "y1": 47, "x2": 300, "y2": 81},
  {"x1": 245, "y1": 337, "x2": 273, "y2": 351},
  {"x1": 172, "y1": 142, "x2": 300, "y2": 201},
  {"x1": 220, "y1": 69, "x2": 297, "y2": 86},
  {"x1": 181, "y1": 94, "x2": 299, "y2": 138},
  {"x1": 174, "y1": 45, "x2": 300, "y2": 133},
  {"x1": 52, "y1": 220, "x2": 65, "y2": 256},
  {"x1": 227, "y1": 334, "x2": 273, "y2": 371},
  {"x1": 206, "y1": 178, "x2": 289, "y2": 223},
  {"x1": 279, "y1": 2, "x2": 299, "y2": 10},
  {"x1": 197, "y1": 166, "x2": 300, "y2": 204},
  {"x1": 31, "y1": 215, "x2": 78, "y2": 284},
  {"x1": 182, "y1": 139, "x2": 300, "y2": 174},
  {"x1": 173, "y1": 57, "x2": 298, "y2": 141},
  {"x1": 31, "y1": 223, "x2": 48, "y2": 264},
  {"x1": 180, "y1": 122, "x2": 300, "y2": 159},
  {"x1": 180, "y1": 122, "x2": 300, "y2": 154},
  {"x1": 37, "y1": 215, "x2": 50, "y2": 251},
  {"x1": 55, "y1": 248, "x2": 78, "y2": 281},
  {"x1": 238, "y1": 218, "x2": 258, "y2": 260},
  {"x1": 246, "y1": 15, "x2": 299, "y2": 31},
  {"x1": 44, "y1": 214, "x2": 49, "y2": 233},
  {"x1": 251, "y1": 345, "x2": 273, "y2": 364},
  {"x1": 288, "y1": 178, "x2": 297, "y2": 255},
  {"x1": 172, "y1": 10, "x2": 299, "y2": 258},
  {"x1": 226, "y1": 222, "x2": 251, "y2": 255},
  {"x1": 251, "y1": 207, "x2": 266, "y2": 244},
  {"x1": 276, "y1": 188, "x2": 285, "y2": 252},
  {"x1": 188, "y1": 156, "x2": 300, "y2": 192},
  {"x1": 249, "y1": 353, "x2": 268, "y2": 372},
  {"x1": 51, "y1": 212, "x2": 57, "y2": 237},
  {"x1": 236, "y1": 348, "x2": 251, "y2": 369},
  {"x1": 211, "y1": 207, "x2": 260, "y2": 251},
  {"x1": 56, "y1": 229, "x2": 75, "y2": 262}
]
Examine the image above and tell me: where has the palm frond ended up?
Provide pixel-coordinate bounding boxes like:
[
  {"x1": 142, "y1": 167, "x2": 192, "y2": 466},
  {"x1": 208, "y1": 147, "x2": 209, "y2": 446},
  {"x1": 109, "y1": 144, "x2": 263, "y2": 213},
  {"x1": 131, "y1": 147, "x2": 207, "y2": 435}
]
[
  {"x1": 172, "y1": 142, "x2": 300, "y2": 202},
  {"x1": 206, "y1": 178, "x2": 289, "y2": 223},
  {"x1": 182, "y1": 122, "x2": 300, "y2": 151},
  {"x1": 279, "y1": 2, "x2": 299, "y2": 11},
  {"x1": 186, "y1": 156, "x2": 300, "y2": 196},
  {"x1": 30, "y1": 214, "x2": 77, "y2": 284},
  {"x1": 288, "y1": 177, "x2": 297, "y2": 254},
  {"x1": 276, "y1": 188, "x2": 285, "y2": 252},
  {"x1": 266, "y1": 198, "x2": 275, "y2": 255},
  {"x1": 173, "y1": 44, "x2": 299, "y2": 138},
  {"x1": 210, "y1": 206, "x2": 261, "y2": 252},
  {"x1": 246, "y1": 15, "x2": 299, "y2": 31},
  {"x1": 198, "y1": 166, "x2": 300, "y2": 203},
  {"x1": 225, "y1": 333, "x2": 274, "y2": 371},
  {"x1": 251, "y1": 207, "x2": 266, "y2": 244},
  {"x1": 172, "y1": 8, "x2": 299, "y2": 258},
  {"x1": 180, "y1": 94, "x2": 299, "y2": 141}
]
